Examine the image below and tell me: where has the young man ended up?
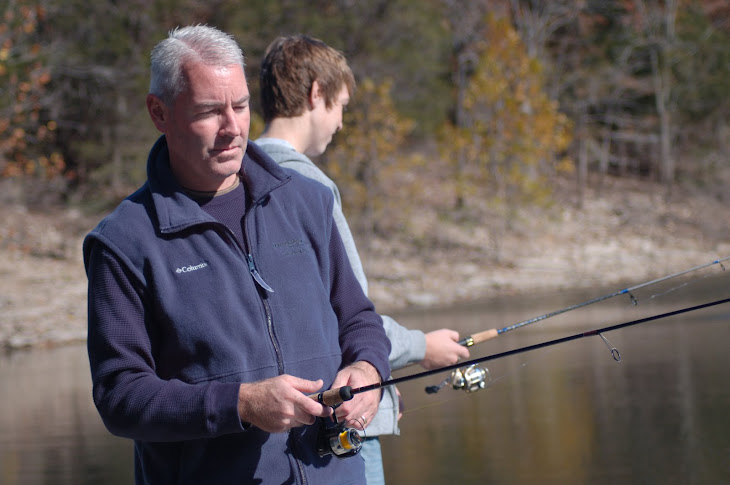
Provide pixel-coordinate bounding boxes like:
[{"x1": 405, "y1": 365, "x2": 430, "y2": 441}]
[
  {"x1": 256, "y1": 35, "x2": 470, "y2": 484},
  {"x1": 84, "y1": 25, "x2": 390, "y2": 485}
]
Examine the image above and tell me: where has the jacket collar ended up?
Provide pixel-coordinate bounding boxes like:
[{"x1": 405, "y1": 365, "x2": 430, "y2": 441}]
[{"x1": 146, "y1": 136, "x2": 291, "y2": 234}]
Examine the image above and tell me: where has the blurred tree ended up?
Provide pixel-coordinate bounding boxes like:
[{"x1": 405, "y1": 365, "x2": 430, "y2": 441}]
[
  {"x1": 1, "y1": 0, "x2": 726, "y2": 217},
  {"x1": 672, "y1": 2, "x2": 730, "y2": 189},
  {"x1": 0, "y1": 1, "x2": 63, "y2": 190},
  {"x1": 439, "y1": 14, "x2": 573, "y2": 213},
  {"x1": 8, "y1": 0, "x2": 221, "y2": 205},
  {"x1": 44, "y1": 0, "x2": 169, "y2": 204},
  {"x1": 508, "y1": 0, "x2": 577, "y2": 65},
  {"x1": 531, "y1": 0, "x2": 636, "y2": 203},
  {"x1": 633, "y1": 0, "x2": 679, "y2": 193},
  {"x1": 543, "y1": 0, "x2": 729, "y2": 200},
  {"x1": 442, "y1": 0, "x2": 489, "y2": 209},
  {"x1": 323, "y1": 78, "x2": 419, "y2": 239},
  {"x1": 221, "y1": 0, "x2": 453, "y2": 134}
]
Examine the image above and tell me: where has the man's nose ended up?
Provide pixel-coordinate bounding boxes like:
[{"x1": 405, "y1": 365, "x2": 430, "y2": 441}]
[{"x1": 219, "y1": 107, "x2": 241, "y2": 137}]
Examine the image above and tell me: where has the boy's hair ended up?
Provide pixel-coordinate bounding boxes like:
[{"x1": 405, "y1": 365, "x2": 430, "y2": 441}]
[
  {"x1": 260, "y1": 35, "x2": 355, "y2": 123},
  {"x1": 149, "y1": 25, "x2": 245, "y2": 106}
]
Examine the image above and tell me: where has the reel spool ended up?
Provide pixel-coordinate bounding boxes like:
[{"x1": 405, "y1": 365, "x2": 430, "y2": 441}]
[
  {"x1": 316, "y1": 414, "x2": 363, "y2": 458},
  {"x1": 450, "y1": 364, "x2": 489, "y2": 393},
  {"x1": 317, "y1": 425, "x2": 363, "y2": 458}
]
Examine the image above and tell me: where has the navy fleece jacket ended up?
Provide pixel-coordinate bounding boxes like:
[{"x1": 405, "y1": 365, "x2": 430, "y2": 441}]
[{"x1": 83, "y1": 137, "x2": 390, "y2": 484}]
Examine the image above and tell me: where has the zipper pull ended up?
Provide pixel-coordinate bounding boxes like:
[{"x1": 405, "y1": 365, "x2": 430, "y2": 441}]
[{"x1": 247, "y1": 253, "x2": 275, "y2": 292}]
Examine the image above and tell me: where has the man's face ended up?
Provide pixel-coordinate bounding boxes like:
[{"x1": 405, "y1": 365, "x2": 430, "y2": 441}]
[
  {"x1": 150, "y1": 62, "x2": 250, "y2": 192},
  {"x1": 306, "y1": 84, "x2": 349, "y2": 158}
]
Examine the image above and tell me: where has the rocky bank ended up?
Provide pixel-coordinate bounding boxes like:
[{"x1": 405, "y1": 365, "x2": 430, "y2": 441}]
[{"x1": 2, "y1": 176, "x2": 729, "y2": 350}]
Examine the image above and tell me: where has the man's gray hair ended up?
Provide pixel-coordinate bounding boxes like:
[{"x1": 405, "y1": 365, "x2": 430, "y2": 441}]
[{"x1": 149, "y1": 25, "x2": 245, "y2": 105}]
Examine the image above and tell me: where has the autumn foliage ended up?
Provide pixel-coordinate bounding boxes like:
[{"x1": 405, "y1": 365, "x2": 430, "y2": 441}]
[
  {"x1": 0, "y1": 3, "x2": 63, "y2": 179},
  {"x1": 0, "y1": 0, "x2": 727, "y2": 234},
  {"x1": 439, "y1": 14, "x2": 573, "y2": 211},
  {"x1": 324, "y1": 78, "x2": 420, "y2": 236}
]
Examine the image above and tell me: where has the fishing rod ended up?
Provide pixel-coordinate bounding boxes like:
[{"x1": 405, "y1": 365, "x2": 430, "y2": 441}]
[
  {"x1": 312, "y1": 295, "x2": 730, "y2": 408},
  {"x1": 312, "y1": 296, "x2": 730, "y2": 457},
  {"x1": 458, "y1": 256, "x2": 730, "y2": 348},
  {"x1": 423, "y1": 256, "x2": 730, "y2": 394}
]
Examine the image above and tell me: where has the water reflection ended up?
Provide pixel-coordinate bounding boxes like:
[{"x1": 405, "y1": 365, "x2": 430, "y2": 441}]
[
  {"x1": 382, "y1": 276, "x2": 730, "y2": 484},
  {"x1": 0, "y1": 344, "x2": 133, "y2": 484},
  {"x1": 1, "y1": 274, "x2": 728, "y2": 484}
]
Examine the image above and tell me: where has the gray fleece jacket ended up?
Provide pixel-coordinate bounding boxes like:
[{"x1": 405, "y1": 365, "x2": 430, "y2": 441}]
[{"x1": 255, "y1": 138, "x2": 427, "y2": 436}]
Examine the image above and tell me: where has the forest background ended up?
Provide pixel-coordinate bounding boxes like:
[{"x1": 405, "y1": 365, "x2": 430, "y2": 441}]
[{"x1": 2, "y1": 0, "x2": 730, "y2": 348}]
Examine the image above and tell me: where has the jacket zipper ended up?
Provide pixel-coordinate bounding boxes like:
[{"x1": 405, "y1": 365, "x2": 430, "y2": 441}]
[
  {"x1": 215, "y1": 221, "x2": 283, "y2": 375},
  {"x1": 295, "y1": 441, "x2": 308, "y2": 485},
  {"x1": 242, "y1": 201, "x2": 305, "y2": 484},
  {"x1": 242, "y1": 229, "x2": 284, "y2": 377},
  {"x1": 249, "y1": 253, "x2": 284, "y2": 376}
]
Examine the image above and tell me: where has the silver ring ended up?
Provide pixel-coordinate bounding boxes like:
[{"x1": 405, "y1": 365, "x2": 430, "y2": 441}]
[{"x1": 360, "y1": 415, "x2": 367, "y2": 425}]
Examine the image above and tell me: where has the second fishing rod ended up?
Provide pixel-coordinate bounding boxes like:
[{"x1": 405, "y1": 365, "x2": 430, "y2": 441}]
[
  {"x1": 456, "y1": 256, "x2": 730, "y2": 349},
  {"x1": 414, "y1": 256, "x2": 730, "y2": 393}
]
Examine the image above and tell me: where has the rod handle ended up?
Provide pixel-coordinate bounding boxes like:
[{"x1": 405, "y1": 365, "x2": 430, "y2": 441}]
[
  {"x1": 308, "y1": 386, "x2": 354, "y2": 406},
  {"x1": 459, "y1": 328, "x2": 499, "y2": 347}
]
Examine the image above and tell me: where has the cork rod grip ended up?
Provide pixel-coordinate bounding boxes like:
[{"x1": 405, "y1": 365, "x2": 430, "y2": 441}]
[
  {"x1": 469, "y1": 328, "x2": 499, "y2": 345},
  {"x1": 308, "y1": 386, "x2": 354, "y2": 407},
  {"x1": 459, "y1": 328, "x2": 499, "y2": 347}
]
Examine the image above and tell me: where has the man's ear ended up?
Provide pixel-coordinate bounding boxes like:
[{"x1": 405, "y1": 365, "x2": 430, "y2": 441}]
[
  {"x1": 147, "y1": 93, "x2": 169, "y2": 133},
  {"x1": 309, "y1": 80, "x2": 323, "y2": 110}
]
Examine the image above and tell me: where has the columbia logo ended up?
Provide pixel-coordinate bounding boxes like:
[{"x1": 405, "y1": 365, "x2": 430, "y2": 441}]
[{"x1": 176, "y1": 262, "x2": 209, "y2": 274}]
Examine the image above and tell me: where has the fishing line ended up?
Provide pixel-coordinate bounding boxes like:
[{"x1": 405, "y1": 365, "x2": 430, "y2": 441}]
[{"x1": 644, "y1": 268, "x2": 723, "y2": 302}]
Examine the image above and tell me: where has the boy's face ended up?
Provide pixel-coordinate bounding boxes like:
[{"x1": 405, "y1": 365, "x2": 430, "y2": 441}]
[{"x1": 305, "y1": 84, "x2": 349, "y2": 158}]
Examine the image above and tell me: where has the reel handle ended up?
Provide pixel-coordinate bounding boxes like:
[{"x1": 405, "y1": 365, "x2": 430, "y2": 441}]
[
  {"x1": 308, "y1": 386, "x2": 354, "y2": 406},
  {"x1": 459, "y1": 328, "x2": 498, "y2": 347}
]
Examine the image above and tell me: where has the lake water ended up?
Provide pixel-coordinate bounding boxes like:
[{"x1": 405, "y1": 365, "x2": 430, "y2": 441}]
[{"x1": 1, "y1": 272, "x2": 729, "y2": 484}]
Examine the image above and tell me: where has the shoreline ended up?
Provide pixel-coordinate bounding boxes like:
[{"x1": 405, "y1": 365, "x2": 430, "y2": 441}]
[
  {"x1": 2, "y1": 177, "x2": 729, "y2": 350},
  {"x1": 3, "y1": 242, "x2": 725, "y2": 352}
]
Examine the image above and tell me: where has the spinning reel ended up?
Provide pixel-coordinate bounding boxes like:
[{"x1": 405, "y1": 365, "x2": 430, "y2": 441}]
[
  {"x1": 315, "y1": 404, "x2": 364, "y2": 458},
  {"x1": 425, "y1": 364, "x2": 490, "y2": 394}
]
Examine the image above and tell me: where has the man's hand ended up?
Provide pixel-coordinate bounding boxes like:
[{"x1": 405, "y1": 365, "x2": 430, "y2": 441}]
[
  {"x1": 330, "y1": 361, "x2": 381, "y2": 430},
  {"x1": 238, "y1": 375, "x2": 332, "y2": 433},
  {"x1": 420, "y1": 328, "x2": 470, "y2": 370}
]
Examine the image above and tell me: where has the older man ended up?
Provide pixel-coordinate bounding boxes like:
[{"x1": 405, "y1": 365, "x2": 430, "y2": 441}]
[{"x1": 84, "y1": 25, "x2": 390, "y2": 485}]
